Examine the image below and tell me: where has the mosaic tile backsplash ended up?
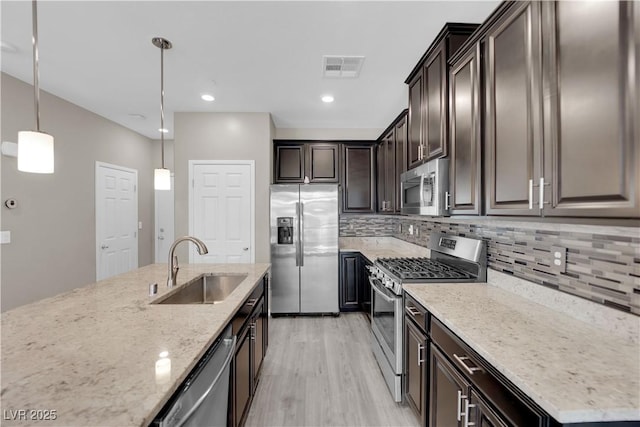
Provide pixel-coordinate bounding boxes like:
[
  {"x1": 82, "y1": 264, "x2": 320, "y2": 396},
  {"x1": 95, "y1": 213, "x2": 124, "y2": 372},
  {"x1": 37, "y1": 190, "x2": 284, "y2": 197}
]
[{"x1": 340, "y1": 215, "x2": 640, "y2": 316}]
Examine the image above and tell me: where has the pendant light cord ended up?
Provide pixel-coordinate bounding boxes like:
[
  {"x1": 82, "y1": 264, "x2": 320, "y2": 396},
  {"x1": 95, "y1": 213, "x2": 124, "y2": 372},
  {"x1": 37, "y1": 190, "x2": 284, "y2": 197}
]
[
  {"x1": 32, "y1": 0, "x2": 41, "y2": 132},
  {"x1": 160, "y1": 42, "x2": 165, "y2": 170}
]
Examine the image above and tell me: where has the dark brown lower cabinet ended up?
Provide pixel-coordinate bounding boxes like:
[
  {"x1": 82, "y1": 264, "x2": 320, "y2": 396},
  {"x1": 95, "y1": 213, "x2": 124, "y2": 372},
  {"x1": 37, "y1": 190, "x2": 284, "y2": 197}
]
[
  {"x1": 469, "y1": 389, "x2": 509, "y2": 427},
  {"x1": 232, "y1": 276, "x2": 269, "y2": 427},
  {"x1": 429, "y1": 344, "x2": 470, "y2": 427},
  {"x1": 339, "y1": 252, "x2": 360, "y2": 312},
  {"x1": 405, "y1": 317, "x2": 428, "y2": 426}
]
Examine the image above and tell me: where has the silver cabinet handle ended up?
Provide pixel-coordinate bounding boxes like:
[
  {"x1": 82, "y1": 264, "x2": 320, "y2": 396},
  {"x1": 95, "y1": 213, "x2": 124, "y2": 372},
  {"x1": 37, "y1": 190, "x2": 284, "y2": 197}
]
[
  {"x1": 445, "y1": 191, "x2": 451, "y2": 210},
  {"x1": 457, "y1": 390, "x2": 468, "y2": 421},
  {"x1": 463, "y1": 399, "x2": 476, "y2": 427},
  {"x1": 539, "y1": 177, "x2": 549, "y2": 210},
  {"x1": 417, "y1": 344, "x2": 424, "y2": 366},
  {"x1": 406, "y1": 306, "x2": 420, "y2": 317},
  {"x1": 453, "y1": 354, "x2": 483, "y2": 375},
  {"x1": 101, "y1": 244, "x2": 109, "y2": 249},
  {"x1": 528, "y1": 179, "x2": 534, "y2": 209},
  {"x1": 246, "y1": 298, "x2": 257, "y2": 307}
]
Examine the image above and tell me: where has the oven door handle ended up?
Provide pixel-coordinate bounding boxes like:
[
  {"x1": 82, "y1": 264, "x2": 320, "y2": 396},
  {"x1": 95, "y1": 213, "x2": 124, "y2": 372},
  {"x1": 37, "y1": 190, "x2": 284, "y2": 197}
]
[{"x1": 369, "y1": 277, "x2": 396, "y2": 303}]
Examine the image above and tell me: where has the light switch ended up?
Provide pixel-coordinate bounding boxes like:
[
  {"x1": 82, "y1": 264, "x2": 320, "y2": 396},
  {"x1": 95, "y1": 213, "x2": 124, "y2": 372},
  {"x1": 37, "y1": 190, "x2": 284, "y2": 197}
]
[
  {"x1": 138, "y1": 221, "x2": 143, "y2": 230},
  {"x1": 0, "y1": 230, "x2": 11, "y2": 244}
]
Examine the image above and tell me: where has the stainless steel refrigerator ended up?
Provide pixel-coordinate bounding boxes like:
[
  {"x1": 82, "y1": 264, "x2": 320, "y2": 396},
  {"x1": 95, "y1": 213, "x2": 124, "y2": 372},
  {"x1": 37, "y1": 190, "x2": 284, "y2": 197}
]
[{"x1": 270, "y1": 184, "x2": 339, "y2": 314}]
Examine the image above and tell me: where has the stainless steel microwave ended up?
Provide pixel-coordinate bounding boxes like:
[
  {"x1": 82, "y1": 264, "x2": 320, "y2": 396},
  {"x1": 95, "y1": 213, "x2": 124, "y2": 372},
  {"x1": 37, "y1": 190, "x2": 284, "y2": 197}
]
[{"x1": 400, "y1": 158, "x2": 449, "y2": 216}]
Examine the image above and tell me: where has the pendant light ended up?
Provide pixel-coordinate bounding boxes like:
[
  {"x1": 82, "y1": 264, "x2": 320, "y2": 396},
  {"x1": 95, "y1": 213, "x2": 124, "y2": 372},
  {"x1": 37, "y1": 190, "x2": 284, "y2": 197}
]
[
  {"x1": 18, "y1": 0, "x2": 54, "y2": 174},
  {"x1": 153, "y1": 37, "x2": 172, "y2": 191}
]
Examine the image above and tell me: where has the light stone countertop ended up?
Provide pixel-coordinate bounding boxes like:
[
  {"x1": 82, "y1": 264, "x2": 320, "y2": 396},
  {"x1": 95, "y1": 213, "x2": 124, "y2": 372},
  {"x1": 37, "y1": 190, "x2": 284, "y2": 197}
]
[
  {"x1": 339, "y1": 236, "x2": 428, "y2": 261},
  {"x1": 1, "y1": 263, "x2": 270, "y2": 427},
  {"x1": 404, "y1": 282, "x2": 640, "y2": 424}
]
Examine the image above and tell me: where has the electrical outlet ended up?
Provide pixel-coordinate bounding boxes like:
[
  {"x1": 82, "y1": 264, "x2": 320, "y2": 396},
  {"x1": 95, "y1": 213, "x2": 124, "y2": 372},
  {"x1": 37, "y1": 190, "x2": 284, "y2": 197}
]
[
  {"x1": 550, "y1": 246, "x2": 567, "y2": 273},
  {"x1": 0, "y1": 231, "x2": 11, "y2": 244},
  {"x1": 408, "y1": 225, "x2": 414, "y2": 235},
  {"x1": 398, "y1": 223, "x2": 402, "y2": 234}
]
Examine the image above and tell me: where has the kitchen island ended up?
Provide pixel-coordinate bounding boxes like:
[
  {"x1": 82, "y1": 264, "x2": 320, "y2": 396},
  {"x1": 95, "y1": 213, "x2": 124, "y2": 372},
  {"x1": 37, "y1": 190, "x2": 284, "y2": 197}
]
[{"x1": 1, "y1": 263, "x2": 270, "y2": 426}]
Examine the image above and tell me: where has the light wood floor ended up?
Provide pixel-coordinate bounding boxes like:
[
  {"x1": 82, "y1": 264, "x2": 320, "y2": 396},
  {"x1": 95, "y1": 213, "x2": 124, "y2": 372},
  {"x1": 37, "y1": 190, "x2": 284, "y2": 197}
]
[{"x1": 245, "y1": 313, "x2": 419, "y2": 427}]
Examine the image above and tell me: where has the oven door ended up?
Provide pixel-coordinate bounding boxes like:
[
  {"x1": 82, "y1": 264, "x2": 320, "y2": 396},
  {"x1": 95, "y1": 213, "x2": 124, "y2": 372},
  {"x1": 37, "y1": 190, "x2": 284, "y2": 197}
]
[{"x1": 369, "y1": 276, "x2": 403, "y2": 374}]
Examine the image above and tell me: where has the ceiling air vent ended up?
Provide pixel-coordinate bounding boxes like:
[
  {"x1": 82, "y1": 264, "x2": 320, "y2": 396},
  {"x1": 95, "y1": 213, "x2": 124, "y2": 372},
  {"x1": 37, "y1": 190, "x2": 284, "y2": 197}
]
[{"x1": 322, "y1": 55, "x2": 365, "y2": 78}]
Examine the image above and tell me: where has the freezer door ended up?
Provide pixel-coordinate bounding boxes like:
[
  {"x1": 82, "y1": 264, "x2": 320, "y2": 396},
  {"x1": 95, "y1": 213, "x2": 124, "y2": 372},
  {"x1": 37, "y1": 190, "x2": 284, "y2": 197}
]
[
  {"x1": 270, "y1": 185, "x2": 300, "y2": 313},
  {"x1": 299, "y1": 184, "x2": 339, "y2": 313}
]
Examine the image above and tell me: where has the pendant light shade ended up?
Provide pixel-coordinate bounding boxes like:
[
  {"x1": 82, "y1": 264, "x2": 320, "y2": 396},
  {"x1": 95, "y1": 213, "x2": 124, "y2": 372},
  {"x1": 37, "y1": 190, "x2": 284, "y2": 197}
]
[
  {"x1": 154, "y1": 168, "x2": 171, "y2": 190},
  {"x1": 18, "y1": 0, "x2": 54, "y2": 174},
  {"x1": 152, "y1": 37, "x2": 172, "y2": 191},
  {"x1": 17, "y1": 131, "x2": 54, "y2": 173}
]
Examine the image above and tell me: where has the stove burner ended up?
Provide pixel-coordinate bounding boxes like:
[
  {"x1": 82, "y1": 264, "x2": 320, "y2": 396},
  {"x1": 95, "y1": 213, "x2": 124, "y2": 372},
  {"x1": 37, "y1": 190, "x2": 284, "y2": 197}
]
[{"x1": 377, "y1": 257, "x2": 474, "y2": 281}]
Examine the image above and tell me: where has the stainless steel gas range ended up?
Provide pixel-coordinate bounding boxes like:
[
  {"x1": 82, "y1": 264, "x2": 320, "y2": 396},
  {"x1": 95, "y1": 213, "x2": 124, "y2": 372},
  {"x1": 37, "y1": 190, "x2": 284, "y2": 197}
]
[{"x1": 367, "y1": 233, "x2": 487, "y2": 402}]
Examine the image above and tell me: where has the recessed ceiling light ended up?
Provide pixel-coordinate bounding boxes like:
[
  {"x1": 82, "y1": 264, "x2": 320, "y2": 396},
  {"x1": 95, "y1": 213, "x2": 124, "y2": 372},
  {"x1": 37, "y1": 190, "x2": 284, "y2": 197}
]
[
  {"x1": 322, "y1": 95, "x2": 334, "y2": 103},
  {"x1": 159, "y1": 128, "x2": 169, "y2": 133},
  {"x1": 201, "y1": 94, "x2": 215, "y2": 102}
]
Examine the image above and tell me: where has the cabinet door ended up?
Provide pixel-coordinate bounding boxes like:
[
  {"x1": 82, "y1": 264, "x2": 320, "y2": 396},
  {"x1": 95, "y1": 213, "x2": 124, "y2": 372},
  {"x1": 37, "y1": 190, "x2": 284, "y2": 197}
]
[
  {"x1": 339, "y1": 253, "x2": 360, "y2": 312},
  {"x1": 468, "y1": 389, "x2": 509, "y2": 427},
  {"x1": 252, "y1": 299, "x2": 265, "y2": 382},
  {"x1": 307, "y1": 144, "x2": 339, "y2": 183},
  {"x1": 384, "y1": 132, "x2": 396, "y2": 212},
  {"x1": 485, "y1": 1, "x2": 543, "y2": 216},
  {"x1": 408, "y1": 70, "x2": 424, "y2": 169},
  {"x1": 359, "y1": 256, "x2": 372, "y2": 315},
  {"x1": 342, "y1": 144, "x2": 375, "y2": 213},
  {"x1": 394, "y1": 114, "x2": 408, "y2": 212},
  {"x1": 376, "y1": 142, "x2": 386, "y2": 212},
  {"x1": 405, "y1": 319, "x2": 427, "y2": 426},
  {"x1": 429, "y1": 345, "x2": 470, "y2": 427},
  {"x1": 234, "y1": 328, "x2": 252, "y2": 427},
  {"x1": 274, "y1": 144, "x2": 305, "y2": 183},
  {"x1": 450, "y1": 44, "x2": 482, "y2": 215},
  {"x1": 542, "y1": 1, "x2": 639, "y2": 217},
  {"x1": 424, "y1": 42, "x2": 448, "y2": 160}
]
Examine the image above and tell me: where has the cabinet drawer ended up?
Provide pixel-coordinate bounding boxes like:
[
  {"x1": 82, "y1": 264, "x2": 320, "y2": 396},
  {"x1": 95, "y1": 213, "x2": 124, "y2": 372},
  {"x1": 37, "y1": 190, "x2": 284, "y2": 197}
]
[
  {"x1": 404, "y1": 293, "x2": 428, "y2": 332},
  {"x1": 431, "y1": 318, "x2": 545, "y2": 426},
  {"x1": 232, "y1": 285, "x2": 264, "y2": 336}
]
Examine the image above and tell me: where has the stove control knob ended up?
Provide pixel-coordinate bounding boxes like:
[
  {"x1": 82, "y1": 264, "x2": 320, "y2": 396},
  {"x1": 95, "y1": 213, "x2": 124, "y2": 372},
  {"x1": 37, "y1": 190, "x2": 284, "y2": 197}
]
[{"x1": 384, "y1": 278, "x2": 394, "y2": 288}]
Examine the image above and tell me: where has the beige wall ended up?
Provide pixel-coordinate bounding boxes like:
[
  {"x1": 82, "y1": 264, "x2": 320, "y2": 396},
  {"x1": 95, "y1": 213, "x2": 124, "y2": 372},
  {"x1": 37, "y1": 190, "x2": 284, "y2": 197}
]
[
  {"x1": 173, "y1": 112, "x2": 273, "y2": 263},
  {"x1": 274, "y1": 128, "x2": 383, "y2": 140},
  {"x1": 1, "y1": 73, "x2": 155, "y2": 312}
]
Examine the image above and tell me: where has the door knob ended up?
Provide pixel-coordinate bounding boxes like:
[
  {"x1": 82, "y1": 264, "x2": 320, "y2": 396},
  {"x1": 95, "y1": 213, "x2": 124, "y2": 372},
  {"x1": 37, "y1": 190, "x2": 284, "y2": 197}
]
[
  {"x1": 101, "y1": 244, "x2": 109, "y2": 249},
  {"x1": 243, "y1": 247, "x2": 249, "y2": 251}
]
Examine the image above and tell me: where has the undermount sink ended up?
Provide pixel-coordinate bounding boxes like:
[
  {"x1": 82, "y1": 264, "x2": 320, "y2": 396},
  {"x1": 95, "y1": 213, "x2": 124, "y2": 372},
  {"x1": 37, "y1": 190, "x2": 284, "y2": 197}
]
[{"x1": 154, "y1": 273, "x2": 247, "y2": 304}]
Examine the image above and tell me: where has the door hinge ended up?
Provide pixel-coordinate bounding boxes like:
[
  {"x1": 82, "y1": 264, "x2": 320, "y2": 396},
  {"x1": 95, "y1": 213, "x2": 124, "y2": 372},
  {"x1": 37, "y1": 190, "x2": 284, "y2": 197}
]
[
  {"x1": 134, "y1": 231, "x2": 137, "y2": 238},
  {"x1": 192, "y1": 179, "x2": 194, "y2": 188},
  {"x1": 134, "y1": 184, "x2": 137, "y2": 192}
]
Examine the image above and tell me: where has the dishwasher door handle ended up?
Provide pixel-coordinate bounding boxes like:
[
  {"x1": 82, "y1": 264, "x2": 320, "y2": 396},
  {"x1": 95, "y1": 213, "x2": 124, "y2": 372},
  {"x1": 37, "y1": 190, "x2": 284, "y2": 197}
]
[{"x1": 175, "y1": 335, "x2": 237, "y2": 427}]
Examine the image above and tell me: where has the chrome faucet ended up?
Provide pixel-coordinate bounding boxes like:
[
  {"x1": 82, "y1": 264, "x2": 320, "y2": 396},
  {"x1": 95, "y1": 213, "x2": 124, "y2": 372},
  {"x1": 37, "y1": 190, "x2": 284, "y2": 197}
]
[{"x1": 167, "y1": 236, "x2": 209, "y2": 288}]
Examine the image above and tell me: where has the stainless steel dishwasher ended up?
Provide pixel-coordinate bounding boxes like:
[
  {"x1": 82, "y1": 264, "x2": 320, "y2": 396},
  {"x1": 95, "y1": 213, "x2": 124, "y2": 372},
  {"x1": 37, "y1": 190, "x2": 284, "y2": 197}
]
[{"x1": 152, "y1": 325, "x2": 236, "y2": 427}]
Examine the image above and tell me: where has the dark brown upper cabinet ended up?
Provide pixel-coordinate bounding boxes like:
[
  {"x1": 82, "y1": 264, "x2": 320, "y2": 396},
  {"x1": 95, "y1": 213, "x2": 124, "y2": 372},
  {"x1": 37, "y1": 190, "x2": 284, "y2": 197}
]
[
  {"x1": 273, "y1": 141, "x2": 339, "y2": 184},
  {"x1": 485, "y1": 1, "x2": 544, "y2": 216},
  {"x1": 449, "y1": 42, "x2": 482, "y2": 215},
  {"x1": 485, "y1": 1, "x2": 639, "y2": 218},
  {"x1": 406, "y1": 23, "x2": 479, "y2": 169},
  {"x1": 376, "y1": 110, "x2": 408, "y2": 214},
  {"x1": 540, "y1": 0, "x2": 639, "y2": 217},
  {"x1": 274, "y1": 144, "x2": 305, "y2": 183},
  {"x1": 342, "y1": 144, "x2": 376, "y2": 213}
]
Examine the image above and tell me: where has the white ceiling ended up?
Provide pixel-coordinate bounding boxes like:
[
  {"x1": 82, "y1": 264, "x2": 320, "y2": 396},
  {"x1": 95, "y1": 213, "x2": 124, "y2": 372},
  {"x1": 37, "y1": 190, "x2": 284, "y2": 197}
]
[{"x1": 1, "y1": 1, "x2": 499, "y2": 139}]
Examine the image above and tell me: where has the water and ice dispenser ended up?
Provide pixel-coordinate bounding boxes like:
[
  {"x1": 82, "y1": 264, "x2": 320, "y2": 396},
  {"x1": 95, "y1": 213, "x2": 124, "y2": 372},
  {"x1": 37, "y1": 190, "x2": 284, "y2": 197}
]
[{"x1": 276, "y1": 217, "x2": 293, "y2": 244}]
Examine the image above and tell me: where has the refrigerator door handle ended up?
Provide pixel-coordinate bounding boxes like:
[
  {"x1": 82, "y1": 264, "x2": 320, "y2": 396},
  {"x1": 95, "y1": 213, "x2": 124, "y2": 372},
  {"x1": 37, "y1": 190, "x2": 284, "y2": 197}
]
[
  {"x1": 299, "y1": 202, "x2": 304, "y2": 267},
  {"x1": 295, "y1": 202, "x2": 300, "y2": 267}
]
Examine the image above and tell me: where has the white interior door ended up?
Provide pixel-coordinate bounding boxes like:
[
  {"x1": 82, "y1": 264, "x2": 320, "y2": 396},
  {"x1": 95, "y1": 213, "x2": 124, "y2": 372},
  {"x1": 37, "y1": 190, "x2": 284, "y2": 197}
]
[
  {"x1": 155, "y1": 175, "x2": 175, "y2": 263},
  {"x1": 190, "y1": 161, "x2": 254, "y2": 263},
  {"x1": 95, "y1": 162, "x2": 138, "y2": 280}
]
